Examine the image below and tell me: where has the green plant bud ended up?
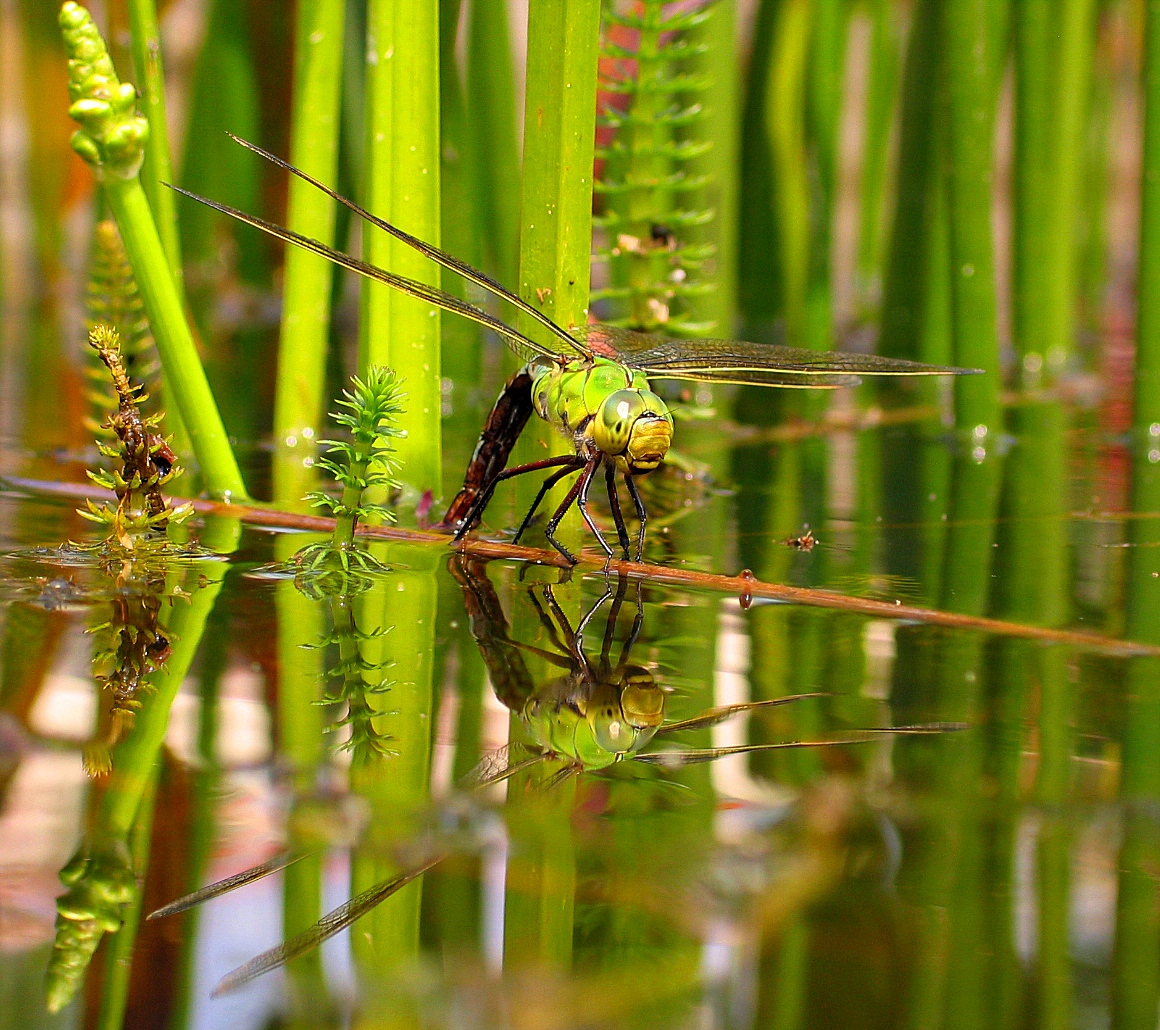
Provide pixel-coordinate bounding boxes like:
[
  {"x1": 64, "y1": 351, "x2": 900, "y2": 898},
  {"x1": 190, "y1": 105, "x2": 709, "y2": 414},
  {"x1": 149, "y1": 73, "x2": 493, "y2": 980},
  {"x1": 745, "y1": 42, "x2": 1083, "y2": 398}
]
[{"x1": 59, "y1": 2, "x2": 149, "y2": 181}]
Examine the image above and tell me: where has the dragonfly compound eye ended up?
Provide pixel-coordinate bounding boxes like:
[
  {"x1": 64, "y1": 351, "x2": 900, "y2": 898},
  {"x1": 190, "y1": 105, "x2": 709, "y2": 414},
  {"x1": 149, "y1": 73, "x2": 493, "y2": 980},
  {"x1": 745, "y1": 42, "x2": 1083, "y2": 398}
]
[{"x1": 594, "y1": 389, "x2": 673, "y2": 472}]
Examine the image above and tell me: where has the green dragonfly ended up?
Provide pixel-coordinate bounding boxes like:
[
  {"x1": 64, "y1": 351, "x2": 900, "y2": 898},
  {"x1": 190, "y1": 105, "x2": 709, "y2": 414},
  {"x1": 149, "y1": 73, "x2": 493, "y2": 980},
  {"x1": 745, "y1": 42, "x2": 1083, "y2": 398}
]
[
  {"x1": 173, "y1": 136, "x2": 977, "y2": 562},
  {"x1": 149, "y1": 558, "x2": 963, "y2": 997}
]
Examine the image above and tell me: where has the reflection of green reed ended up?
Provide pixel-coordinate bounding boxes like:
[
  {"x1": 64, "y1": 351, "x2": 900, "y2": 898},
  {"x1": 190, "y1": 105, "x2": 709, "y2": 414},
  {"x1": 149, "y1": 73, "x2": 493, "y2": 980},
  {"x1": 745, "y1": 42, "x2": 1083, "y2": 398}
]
[
  {"x1": 349, "y1": 543, "x2": 437, "y2": 1009},
  {"x1": 45, "y1": 516, "x2": 239, "y2": 1013}
]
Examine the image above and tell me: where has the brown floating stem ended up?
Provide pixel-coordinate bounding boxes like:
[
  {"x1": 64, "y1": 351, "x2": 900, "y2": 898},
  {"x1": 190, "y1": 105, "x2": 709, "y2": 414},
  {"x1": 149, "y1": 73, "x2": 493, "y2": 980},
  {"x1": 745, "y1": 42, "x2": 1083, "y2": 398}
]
[{"x1": 7, "y1": 475, "x2": 1159, "y2": 658}]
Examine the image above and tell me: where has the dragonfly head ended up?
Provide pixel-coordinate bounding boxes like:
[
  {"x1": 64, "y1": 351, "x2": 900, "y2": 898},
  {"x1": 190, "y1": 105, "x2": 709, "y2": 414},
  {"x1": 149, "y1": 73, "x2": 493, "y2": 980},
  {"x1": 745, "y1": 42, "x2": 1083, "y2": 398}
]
[{"x1": 593, "y1": 389, "x2": 673, "y2": 473}]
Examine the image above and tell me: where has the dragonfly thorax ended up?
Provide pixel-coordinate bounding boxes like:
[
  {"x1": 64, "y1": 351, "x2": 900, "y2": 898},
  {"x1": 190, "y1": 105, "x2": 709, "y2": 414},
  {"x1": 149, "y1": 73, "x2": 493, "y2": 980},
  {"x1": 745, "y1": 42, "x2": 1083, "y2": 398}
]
[{"x1": 530, "y1": 357, "x2": 674, "y2": 473}]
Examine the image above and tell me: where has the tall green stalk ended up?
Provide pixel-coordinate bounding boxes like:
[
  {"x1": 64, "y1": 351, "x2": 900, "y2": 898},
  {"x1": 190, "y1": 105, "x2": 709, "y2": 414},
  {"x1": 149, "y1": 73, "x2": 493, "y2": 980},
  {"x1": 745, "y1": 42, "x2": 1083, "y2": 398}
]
[
  {"x1": 878, "y1": 0, "x2": 942, "y2": 365},
  {"x1": 685, "y1": 0, "x2": 741, "y2": 335},
  {"x1": 857, "y1": 0, "x2": 902, "y2": 301},
  {"x1": 273, "y1": 0, "x2": 346, "y2": 508},
  {"x1": 1013, "y1": 0, "x2": 1096, "y2": 381},
  {"x1": 467, "y1": 0, "x2": 521, "y2": 290},
  {"x1": 60, "y1": 3, "x2": 247, "y2": 501},
  {"x1": 509, "y1": 0, "x2": 600, "y2": 535},
  {"x1": 764, "y1": 0, "x2": 811, "y2": 345},
  {"x1": 360, "y1": 0, "x2": 442, "y2": 496},
  {"x1": 126, "y1": 0, "x2": 182, "y2": 297}
]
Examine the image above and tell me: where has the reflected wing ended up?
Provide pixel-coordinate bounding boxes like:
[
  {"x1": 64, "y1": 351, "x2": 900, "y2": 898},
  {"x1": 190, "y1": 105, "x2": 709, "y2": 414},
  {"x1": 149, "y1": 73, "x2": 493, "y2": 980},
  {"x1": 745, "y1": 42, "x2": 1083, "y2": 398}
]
[
  {"x1": 635, "y1": 723, "x2": 968, "y2": 767},
  {"x1": 461, "y1": 742, "x2": 549, "y2": 789},
  {"x1": 166, "y1": 184, "x2": 553, "y2": 363},
  {"x1": 579, "y1": 325, "x2": 981, "y2": 386},
  {"x1": 656, "y1": 692, "x2": 832, "y2": 735},
  {"x1": 211, "y1": 857, "x2": 442, "y2": 997},
  {"x1": 147, "y1": 850, "x2": 311, "y2": 920}
]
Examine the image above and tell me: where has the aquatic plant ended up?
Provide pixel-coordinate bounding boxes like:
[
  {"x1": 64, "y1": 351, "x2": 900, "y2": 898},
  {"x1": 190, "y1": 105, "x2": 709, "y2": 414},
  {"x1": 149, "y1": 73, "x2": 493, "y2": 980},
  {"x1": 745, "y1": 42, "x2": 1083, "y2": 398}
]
[
  {"x1": 80, "y1": 325, "x2": 191, "y2": 547},
  {"x1": 289, "y1": 368, "x2": 406, "y2": 757},
  {"x1": 45, "y1": 838, "x2": 137, "y2": 1013},
  {"x1": 84, "y1": 221, "x2": 160, "y2": 441},
  {"x1": 592, "y1": 0, "x2": 717, "y2": 334},
  {"x1": 295, "y1": 366, "x2": 406, "y2": 578},
  {"x1": 59, "y1": 0, "x2": 247, "y2": 500}
]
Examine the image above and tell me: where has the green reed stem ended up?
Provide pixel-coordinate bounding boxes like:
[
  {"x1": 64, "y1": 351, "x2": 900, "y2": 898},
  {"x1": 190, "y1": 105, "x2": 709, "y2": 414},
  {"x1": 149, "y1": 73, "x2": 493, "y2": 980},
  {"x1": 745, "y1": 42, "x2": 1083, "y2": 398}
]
[
  {"x1": 359, "y1": 0, "x2": 441, "y2": 496},
  {"x1": 273, "y1": 0, "x2": 345, "y2": 508},
  {"x1": 105, "y1": 179, "x2": 247, "y2": 500},
  {"x1": 763, "y1": 0, "x2": 811, "y2": 345},
  {"x1": 126, "y1": 0, "x2": 182, "y2": 298},
  {"x1": 508, "y1": 0, "x2": 600, "y2": 534},
  {"x1": 944, "y1": 0, "x2": 1002, "y2": 429},
  {"x1": 686, "y1": 0, "x2": 740, "y2": 334},
  {"x1": 1014, "y1": 0, "x2": 1096, "y2": 380},
  {"x1": 468, "y1": 0, "x2": 521, "y2": 290},
  {"x1": 125, "y1": 0, "x2": 192, "y2": 460},
  {"x1": 517, "y1": 0, "x2": 601, "y2": 344},
  {"x1": 857, "y1": 0, "x2": 902, "y2": 299},
  {"x1": 803, "y1": 0, "x2": 846, "y2": 352},
  {"x1": 1012, "y1": 0, "x2": 1052, "y2": 366},
  {"x1": 878, "y1": 0, "x2": 942, "y2": 365}
]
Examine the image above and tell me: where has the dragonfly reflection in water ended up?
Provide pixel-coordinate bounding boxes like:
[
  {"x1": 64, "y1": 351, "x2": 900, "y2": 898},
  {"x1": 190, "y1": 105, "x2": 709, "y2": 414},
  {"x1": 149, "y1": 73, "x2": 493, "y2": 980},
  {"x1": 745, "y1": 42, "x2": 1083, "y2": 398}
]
[
  {"x1": 171, "y1": 136, "x2": 978, "y2": 562},
  {"x1": 149, "y1": 558, "x2": 963, "y2": 997}
]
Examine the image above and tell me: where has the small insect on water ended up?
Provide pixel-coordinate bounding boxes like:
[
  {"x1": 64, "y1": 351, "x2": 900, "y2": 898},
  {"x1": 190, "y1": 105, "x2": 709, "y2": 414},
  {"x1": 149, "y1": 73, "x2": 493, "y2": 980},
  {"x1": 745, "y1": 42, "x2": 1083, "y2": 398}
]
[{"x1": 171, "y1": 136, "x2": 980, "y2": 564}]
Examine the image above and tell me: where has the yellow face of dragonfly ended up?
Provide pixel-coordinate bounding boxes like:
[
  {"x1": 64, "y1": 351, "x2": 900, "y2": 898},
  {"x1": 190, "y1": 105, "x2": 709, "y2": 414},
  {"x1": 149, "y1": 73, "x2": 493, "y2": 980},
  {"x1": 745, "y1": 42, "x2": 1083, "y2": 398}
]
[{"x1": 593, "y1": 388, "x2": 674, "y2": 474}]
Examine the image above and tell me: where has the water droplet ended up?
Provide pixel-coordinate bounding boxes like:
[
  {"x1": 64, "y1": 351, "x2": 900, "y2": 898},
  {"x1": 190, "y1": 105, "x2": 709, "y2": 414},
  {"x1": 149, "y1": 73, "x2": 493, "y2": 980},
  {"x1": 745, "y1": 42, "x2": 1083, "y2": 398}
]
[{"x1": 962, "y1": 264, "x2": 975, "y2": 277}]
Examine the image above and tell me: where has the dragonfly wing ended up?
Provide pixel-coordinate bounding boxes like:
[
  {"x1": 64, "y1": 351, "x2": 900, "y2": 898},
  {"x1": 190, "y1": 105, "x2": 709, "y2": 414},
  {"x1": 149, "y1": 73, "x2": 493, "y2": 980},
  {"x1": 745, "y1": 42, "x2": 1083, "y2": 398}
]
[
  {"x1": 147, "y1": 850, "x2": 312, "y2": 920},
  {"x1": 636, "y1": 723, "x2": 969, "y2": 767},
  {"x1": 657, "y1": 692, "x2": 832, "y2": 734},
  {"x1": 166, "y1": 184, "x2": 550, "y2": 363},
  {"x1": 578, "y1": 325, "x2": 982, "y2": 384},
  {"x1": 461, "y1": 742, "x2": 548, "y2": 789},
  {"x1": 225, "y1": 135, "x2": 588, "y2": 360},
  {"x1": 211, "y1": 856, "x2": 442, "y2": 996}
]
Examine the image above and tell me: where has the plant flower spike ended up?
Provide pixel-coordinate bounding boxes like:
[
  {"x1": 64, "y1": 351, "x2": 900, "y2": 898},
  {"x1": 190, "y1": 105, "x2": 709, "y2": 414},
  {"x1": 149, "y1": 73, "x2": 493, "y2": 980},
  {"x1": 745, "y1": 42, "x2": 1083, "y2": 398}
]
[
  {"x1": 59, "y1": 1, "x2": 248, "y2": 502},
  {"x1": 80, "y1": 325, "x2": 192, "y2": 549}
]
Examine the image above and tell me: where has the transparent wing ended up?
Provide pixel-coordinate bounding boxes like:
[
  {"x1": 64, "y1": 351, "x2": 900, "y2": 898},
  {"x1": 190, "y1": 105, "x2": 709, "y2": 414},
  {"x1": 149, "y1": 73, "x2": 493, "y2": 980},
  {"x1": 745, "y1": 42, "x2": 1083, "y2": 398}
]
[
  {"x1": 147, "y1": 850, "x2": 311, "y2": 920},
  {"x1": 166, "y1": 184, "x2": 552, "y2": 363},
  {"x1": 211, "y1": 857, "x2": 441, "y2": 997},
  {"x1": 578, "y1": 325, "x2": 982, "y2": 386},
  {"x1": 224, "y1": 135, "x2": 588, "y2": 359},
  {"x1": 461, "y1": 742, "x2": 549, "y2": 789}
]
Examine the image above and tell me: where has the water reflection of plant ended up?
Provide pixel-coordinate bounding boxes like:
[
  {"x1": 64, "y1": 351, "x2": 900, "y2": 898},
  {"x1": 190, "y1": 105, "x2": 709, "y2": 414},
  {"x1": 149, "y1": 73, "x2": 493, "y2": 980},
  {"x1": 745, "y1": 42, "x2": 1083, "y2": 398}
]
[
  {"x1": 43, "y1": 327, "x2": 236, "y2": 1014},
  {"x1": 289, "y1": 367, "x2": 406, "y2": 757}
]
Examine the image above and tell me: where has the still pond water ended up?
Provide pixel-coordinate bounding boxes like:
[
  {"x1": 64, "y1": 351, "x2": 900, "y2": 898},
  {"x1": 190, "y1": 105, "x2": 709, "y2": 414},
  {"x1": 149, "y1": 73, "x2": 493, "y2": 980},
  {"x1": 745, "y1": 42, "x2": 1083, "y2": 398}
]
[{"x1": 0, "y1": 392, "x2": 1157, "y2": 1030}]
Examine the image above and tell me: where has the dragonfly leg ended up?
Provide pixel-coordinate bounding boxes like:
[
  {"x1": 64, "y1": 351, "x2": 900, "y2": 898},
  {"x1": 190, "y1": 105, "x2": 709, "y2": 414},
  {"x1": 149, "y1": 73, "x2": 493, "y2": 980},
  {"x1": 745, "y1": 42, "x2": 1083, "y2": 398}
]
[
  {"x1": 543, "y1": 465, "x2": 590, "y2": 564},
  {"x1": 604, "y1": 461, "x2": 632, "y2": 558},
  {"x1": 512, "y1": 463, "x2": 583, "y2": 545},
  {"x1": 625, "y1": 473, "x2": 648, "y2": 562},
  {"x1": 577, "y1": 455, "x2": 615, "y2": 561},
  {"x1": 452, "y1": 454, "x2": 584, "y2": 542}
]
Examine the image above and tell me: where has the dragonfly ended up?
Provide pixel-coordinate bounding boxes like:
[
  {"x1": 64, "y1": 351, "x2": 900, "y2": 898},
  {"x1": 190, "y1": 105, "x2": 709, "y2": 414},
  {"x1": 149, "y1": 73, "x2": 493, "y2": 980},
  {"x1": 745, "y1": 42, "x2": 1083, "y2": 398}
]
[
  {"x1": 149, "y1": 558, "x2": 962, "y2": 996},
  {"x1": 171, "y1": 136, "x2": 978, "y2": 563}
]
